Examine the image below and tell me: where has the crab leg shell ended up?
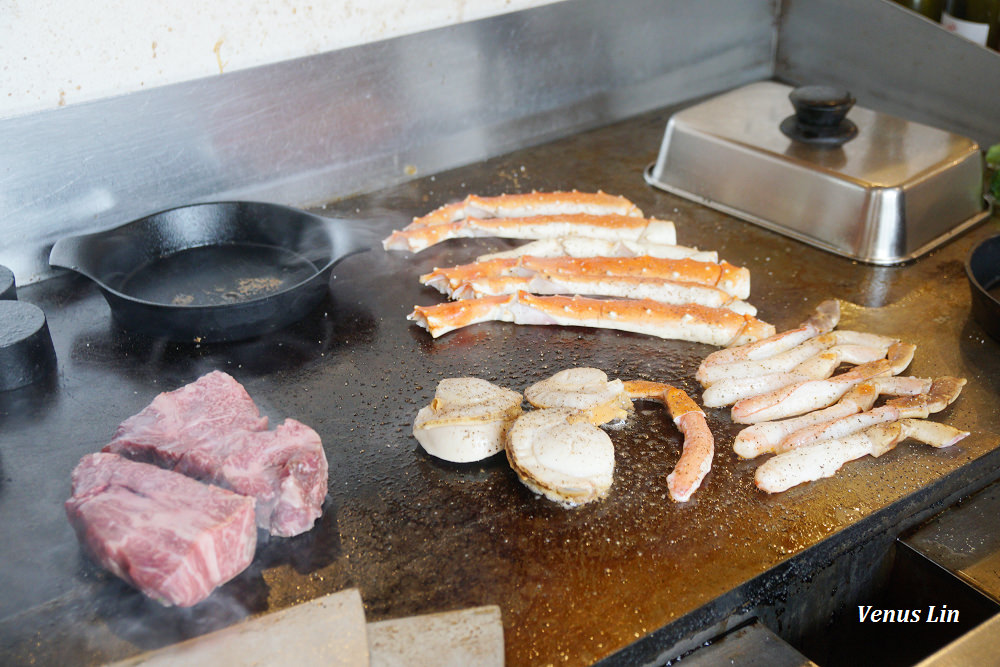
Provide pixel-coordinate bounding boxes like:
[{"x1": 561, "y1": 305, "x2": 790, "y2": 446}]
[
  {"x1": 407, "y1": 200, "x2": 468, "y2": 229},
  {"x1": 732, "y1": 381, "x2": 881, "y2": 459},
  {"x1": 519, "y1": 256, "x2": 750, "y2": 300},
  {"x1": 699, "y1": 300, "x2": 841, "y2": 368},
  {"x1": 465, "y1": 191, "x2": 643, "y2": 220},
  {"x1": 620, "y1": 381, "x2": 713, "y2": 502},
  {"x1": 512, "y1": 293, "x2": 774, "y2": 346},
  {"x1": 405, "y1": 191, "x2": 643, "y2": 230},
  {"x1": 423, "y1": 255, "x2": 748, "y2": 299},
  {"x1": 755, "y1": 419, "x2": 970, "y2": 493},
  {"x1": 410, "y1": 292, "x2": 775, "y2": 345},
  {"x1": 448, "y1": 274, "x2": 757, "y2": 315},
  {"x1": 409, "y1": 294, "x2": 517, "y2": 338},
  {"x1": 384, "y1": 214, "x2": 674, "y2": 253},
  {"x1": 477, "y1": 237, "x2": 718, "y2": 263},
  {"x1": 664, "y1": 387, "x2": 714, "y2": 503},
  {"x1": 420, "y1": 258, "x2": 520, "y2": 293}
]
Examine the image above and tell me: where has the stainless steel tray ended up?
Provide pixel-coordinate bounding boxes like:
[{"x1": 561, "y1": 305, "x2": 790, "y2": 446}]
[{"x1": 644, "y1": 81, "x2": 990, "y2": 265}]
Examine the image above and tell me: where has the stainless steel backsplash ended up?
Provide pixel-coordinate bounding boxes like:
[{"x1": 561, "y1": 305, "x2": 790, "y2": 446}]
[{"x1": 1, "y1": 0, "x2": 996, "y2": 285}]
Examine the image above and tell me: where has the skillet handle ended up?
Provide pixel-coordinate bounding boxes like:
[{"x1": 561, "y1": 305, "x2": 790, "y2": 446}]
[
  {"x1": 322, "y1": 218, "x2": 375, "y2": 266},
  {"x1": 48, "y1": 233, "x2": 91, "y2": 275}
]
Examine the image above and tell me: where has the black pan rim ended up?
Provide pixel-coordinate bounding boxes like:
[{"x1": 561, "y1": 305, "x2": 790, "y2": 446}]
[
  {"x1": 49, "y1": 200, "x2": 341, "y2": 310},
  {"x1": 47, "y1": 200, "x2": 367, "y2": 342}
]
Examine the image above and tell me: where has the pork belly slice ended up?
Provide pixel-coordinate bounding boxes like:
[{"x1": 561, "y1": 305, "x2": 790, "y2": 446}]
[
  {"x1": 105, "y1": 371, "x2": 328, "y2": 537},
  {"x1": 65, "y1": 452, "x2": 257, "y2": 607}
]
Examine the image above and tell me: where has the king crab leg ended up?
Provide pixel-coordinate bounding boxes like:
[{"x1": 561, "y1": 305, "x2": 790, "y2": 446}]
[
  {"x1": 622, "y1": 381, "x2": 714, "y2": 502},
  {"x1": 404, "y1": 191, "x2": 643, "y2": 229},
  {"x1": 409, "y1": 291, "x2": 775, "y2": 346},
  {"x1": 754, "y1": 418, "x2": 970, "y2": 493},
  {"x1": 773, "y1": 376, "x2": 966, "y2": 453},
  {"x1": 476, "y1": 236, "x2": 718, "y2": 263},
  {"x1": 697, "y1": 329, "x2": 898, "y2": 387},
  {"x1": 733, "y1": 381, "x2": 880, "y2": 459},
  {"x1": 447, "y1": 273, "x2": 756, "y2": 315},
  {"x1": 701, "y1": 350, "x2": 842, "y2": 408},
  {"x1": 731, "y1": 375, "x2": 937, "y2": 459},
  {"x1": 383, "y1": 214, "x2": 676, "y2": 253},
  {"x1": 699, "y1": 300, "x2": 841, "y2": 370},
  {"x1": 730, "y1": 342, "x2": 917, "y2": 424},
  {"x1": 421, "y1": 255, "x2": 750, "y2": 300}
]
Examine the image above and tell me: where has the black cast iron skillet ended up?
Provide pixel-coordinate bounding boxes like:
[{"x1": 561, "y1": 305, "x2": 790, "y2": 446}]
[
  {"x1": 49, "y1": 201, "x2": 369, "y2": 342},
  {"x1": 966, "y1": 234, "x2": 1000, "y2": 342}
]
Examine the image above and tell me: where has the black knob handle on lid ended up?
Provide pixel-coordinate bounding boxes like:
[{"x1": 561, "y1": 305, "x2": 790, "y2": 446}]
[{"x1": 780, "y1": 85, "x2": 859, "y2": 147}]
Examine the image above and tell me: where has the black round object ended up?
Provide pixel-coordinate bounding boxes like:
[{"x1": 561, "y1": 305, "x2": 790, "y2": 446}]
[
  {"x1": 966, "y1": 235, "x2": 1000, "y2": 341},
  {"x1": 48, "y1": 201, "x2": 369, "y2": 343},
  {"x1": 0, "y1": 301, "x2": 57, "y2": 391},
  {"x1": 780, "y1": 84, "x2": 859, "y2": 147},
  {"x1": 0, "y1": 265, "x2": 15, "y2": 300}
]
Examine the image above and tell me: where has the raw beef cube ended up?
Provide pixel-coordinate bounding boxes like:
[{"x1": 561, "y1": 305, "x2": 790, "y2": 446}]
[
  {"x1": 214, "y1": 418, "x2": 329, "y2": 537},
  {"x1": 65, "y1": 452, "x2": 257, "y2": 607},
  {"x1": 104, "y1": 371, "x2": 329, "y2": 537},
  {"x1": 105, "y1": 370, "x2": 269, "y2": 467}
]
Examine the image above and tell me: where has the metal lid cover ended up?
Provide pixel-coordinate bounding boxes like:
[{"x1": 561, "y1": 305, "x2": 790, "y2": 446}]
[{"x1": 645, "y1": 81, "x2": 989, "y2": 264}]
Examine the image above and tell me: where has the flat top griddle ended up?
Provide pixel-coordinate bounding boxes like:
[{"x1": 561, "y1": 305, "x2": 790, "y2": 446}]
[{"x1": 2, "y1": 106, "x2": 999, "y2": 667}]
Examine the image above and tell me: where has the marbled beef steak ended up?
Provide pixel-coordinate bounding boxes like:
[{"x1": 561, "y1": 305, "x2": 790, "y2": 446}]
[
  {"x1": 104, "y1": 371, "x2": 328, "y2": 537},
  {"x1": 64, "y1": 453, "x2": 257, "y2": 607}
]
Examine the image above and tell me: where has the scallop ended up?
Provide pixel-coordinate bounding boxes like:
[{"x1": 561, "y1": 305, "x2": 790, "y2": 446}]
[
  {"x1": 506, "y1": 408, "x2": 615, "y2": 507},
  {"x1": 523, "y1": 367, "x2": 633, "y2": 425},
  {"x1": 413, "y1": 378, "x2": 523, "y2": 463}
]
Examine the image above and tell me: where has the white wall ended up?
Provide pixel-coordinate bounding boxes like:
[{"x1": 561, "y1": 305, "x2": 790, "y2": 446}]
[{"x1": 0, "y1": 0, "x2": 562, "y2": 120}]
